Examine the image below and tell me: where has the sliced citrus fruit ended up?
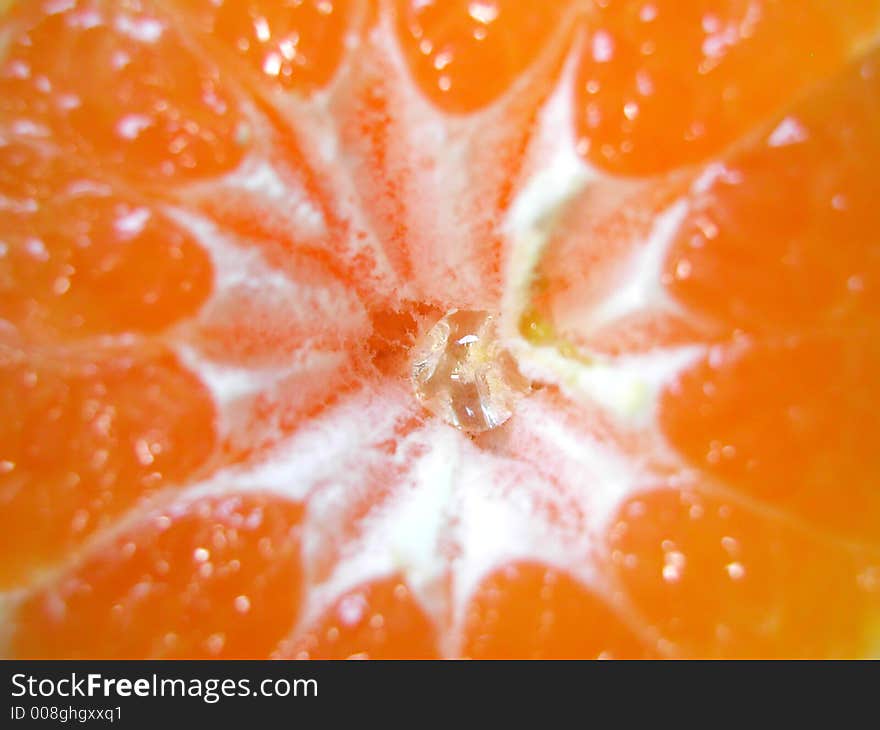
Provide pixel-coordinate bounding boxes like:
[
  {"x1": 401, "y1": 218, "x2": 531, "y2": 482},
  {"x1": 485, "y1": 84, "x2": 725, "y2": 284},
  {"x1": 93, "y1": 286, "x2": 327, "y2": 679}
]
[{"x1": 1, "y1": 0, "x2": 878, "y2": 659}]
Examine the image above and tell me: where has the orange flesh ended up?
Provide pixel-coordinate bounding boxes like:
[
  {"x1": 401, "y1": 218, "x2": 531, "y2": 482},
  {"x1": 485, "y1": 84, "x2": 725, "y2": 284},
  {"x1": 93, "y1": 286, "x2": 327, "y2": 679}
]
[
  {"x1": 1, "y1": 0, "x2": 878, "y2": 658},
  {"x1": 664, "y1": 49, "x2": 880, "y2": 333},
  {"x1": 462, "y1": 562, "x2": 648, "y2": 659},
  {"x1": 573, "y1": 0, "x2": 880, "y2": 174},
  {"x1": 0, "y1": 346, "x2": 216, "y2": 587},
  {"x1": 394, "y1": 0, "x2": 573, "y2": 113},
  {"x1": 608, "y1": 489, "x2": 872, "y2": 658},
  {"x1": 0, "y1": 0, "x2": 247, "y2": 183},
  {"x1": 283, "y1": 575, "x2": 438, "y2": 659},
  {"x1": 0, "y1": 142, "x2": 213, "y2": 339},
  {"x1": 12, "y1": 495, "x2": 305, "y2": 658},
  {"x1": 656, "y1": 50, "x2": 880, "y2": 546},
  {"x1": 178, "y1": 0, "x2": 353, "y2": 93}
]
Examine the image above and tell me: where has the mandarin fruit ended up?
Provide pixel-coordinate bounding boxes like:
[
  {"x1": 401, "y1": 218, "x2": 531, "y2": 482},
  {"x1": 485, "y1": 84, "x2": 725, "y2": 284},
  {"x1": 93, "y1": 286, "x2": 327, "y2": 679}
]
[{"x1": 1, "y1": 0, "x2": 878, "y2": 659}]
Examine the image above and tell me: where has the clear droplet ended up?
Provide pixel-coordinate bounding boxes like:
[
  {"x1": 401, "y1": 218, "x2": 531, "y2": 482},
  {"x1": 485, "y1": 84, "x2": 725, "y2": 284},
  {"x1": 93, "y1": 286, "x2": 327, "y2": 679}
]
[{"x1": 411, "y1": 309, "x2": 530, "y2": 433}]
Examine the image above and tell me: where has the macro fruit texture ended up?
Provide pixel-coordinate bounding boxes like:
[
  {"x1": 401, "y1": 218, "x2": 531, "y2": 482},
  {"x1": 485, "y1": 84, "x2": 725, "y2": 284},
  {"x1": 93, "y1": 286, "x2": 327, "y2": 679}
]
[{"x1": 0, "y1": 0, "x2": 879, "y2": 659}]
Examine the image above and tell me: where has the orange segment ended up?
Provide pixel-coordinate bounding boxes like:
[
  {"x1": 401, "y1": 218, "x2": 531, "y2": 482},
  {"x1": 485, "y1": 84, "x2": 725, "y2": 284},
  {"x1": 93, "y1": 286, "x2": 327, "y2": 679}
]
[
  {"x1": 394, "y1": 0, "x2": 572, "y2": 113},
  {"x1": 0, "y1": 143, "x2": 213, "y2": 339},
  {"x1": 12, "y1": 494, "x2": 304, "y2": 658},
  {"x1": 666, "y1": 50, "x2": 880, "y2": 334},
  {"x1": 608, "y1": 488, "x2": 872, "y2": 657},
  {"x1": 659, "y1": 52, "x2": 880, "y2": 549},
  {"x1": 179, "y1": 0, "x2": 353, "y2": 93},
  {"x1": 660, "y1": 335, "x2": 880, "y2": 545},
  {"x1": 462, "y1": 562, "x2": 649, "y2": 659},
  {"x1": 285, "y1": 575, "x2": 438, "y2": 658},
  {"x1": 0, "y1": 0, "x2": 248, "y2": 182},
  {"x1": 574, "y1": 0, "x2": 880, "y2": 174},
  {"x1": 0, "y1": 346, "x2": 216, "y2": 587}
]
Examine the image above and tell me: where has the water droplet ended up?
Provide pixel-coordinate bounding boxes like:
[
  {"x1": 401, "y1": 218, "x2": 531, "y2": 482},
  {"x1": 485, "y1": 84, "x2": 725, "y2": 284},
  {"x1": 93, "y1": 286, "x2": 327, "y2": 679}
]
[
  {"x1": 253, "y1": 16, "x2": 271, "y2": 43},
  {"x1": 411, "y1": 310, "x2": 530, "y2": 433},
  {"x1": 262, "y1": 52, "x2": 283, "y2": 77},
  {"x1": 592, "y1": 30, "x2": 615, "y2": 63},
  {"x1": 205, "y1": 632, "x2": 226, "y2": 655},
  {"x1": 831, "y1": 193, "x2": 848, "y2": 211},
  {"x1": 720, "y1": 536, "x2": 740, "y2": 556},
  {"x1": 338, "y1": 594, "x2": 367, "y2": 627},
  {"x1": 468, "y1": 0, "x2": 499, "y2": 25},
  {"x1": 847, "y1": 275, "x2": 865, "y2": 292},
  {"x1": 116, "y1": 113, "x2": 153, "y2": 141},
  {"x1": 640, "y1": 4, "x2": 658, "y2": 22},
  {"x1": 675, "y1": 258, "x2": 692, "y2": 280},
  {"x1": 53, "y1": 276, "x2": 71, "y2": 295},
  {"x1": 635, "y1": 70, "x2": 654, "y2": 96},
  {"x1": 767, "y1": 116, "x2": 809, "y2": 148}
]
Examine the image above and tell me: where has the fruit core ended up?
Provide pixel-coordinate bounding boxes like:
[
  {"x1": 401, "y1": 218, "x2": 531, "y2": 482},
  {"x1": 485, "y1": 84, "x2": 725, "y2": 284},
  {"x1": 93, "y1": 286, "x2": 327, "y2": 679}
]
[{"x1": 410, "y1": 309, "x2": 530, "y2": 433}]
